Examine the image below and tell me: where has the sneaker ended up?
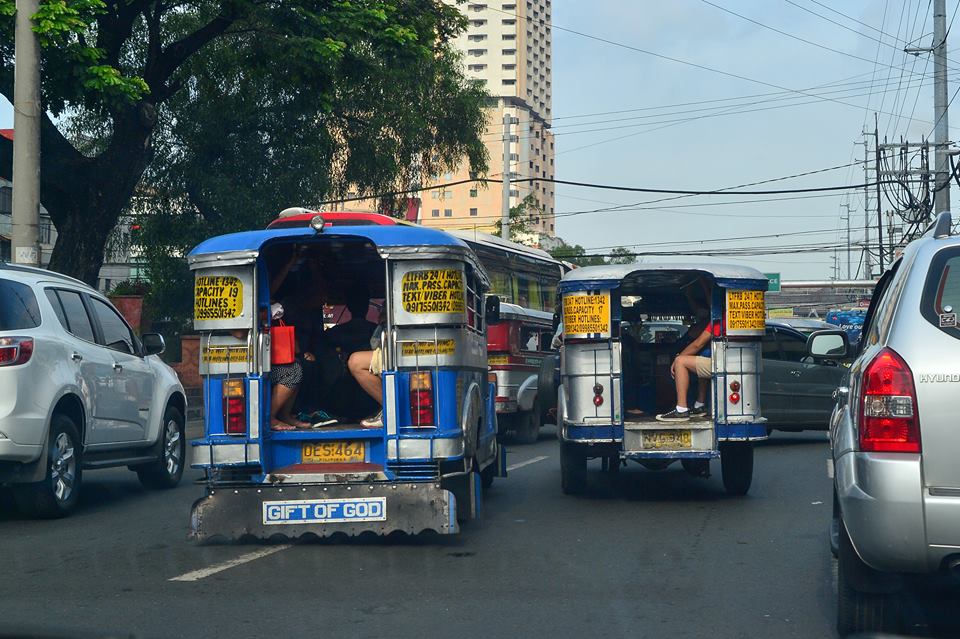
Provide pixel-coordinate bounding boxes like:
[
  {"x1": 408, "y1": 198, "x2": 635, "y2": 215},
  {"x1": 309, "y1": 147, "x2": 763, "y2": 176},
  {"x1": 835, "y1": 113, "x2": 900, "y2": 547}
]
[
  {"x1": 360, "y1": 410, "x2": 383, "y2": 428},
  {"x1": 655, "y1": 409, "x2": 691, "y2": 422},
  {"x1": 301, "y1": 410, "x2": 337, "y2": 427},
  {"x1": 689, "y1": 405, "x2": 710, "y2": 420}
]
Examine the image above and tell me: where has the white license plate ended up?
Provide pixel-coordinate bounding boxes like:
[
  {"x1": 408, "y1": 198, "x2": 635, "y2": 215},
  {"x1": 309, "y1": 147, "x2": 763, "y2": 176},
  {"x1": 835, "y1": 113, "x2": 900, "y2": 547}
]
[{"x1": 262, "y1": 497, "x2": 387, "y2": 525}]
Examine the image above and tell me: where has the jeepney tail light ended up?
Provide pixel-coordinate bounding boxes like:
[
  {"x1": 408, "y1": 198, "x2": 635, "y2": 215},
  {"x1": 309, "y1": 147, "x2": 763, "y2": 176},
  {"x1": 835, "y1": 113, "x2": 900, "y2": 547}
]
[
  {"x1": 859, "y1": 348, "x2": 920, "y2": 453},
  {"x1": 729, "y1": 392, "x2": 740, "y2": 404},
  {"x1": 410, "y1": 371, "x2": 434, "y2": 427},
  {"x1": 593, "y1": 383, "x2": 604, "y2": 407},
  {"x1": 223, "y1": 379, "x2": 246, "y2": 435},
  {"x1": 0, "y1": 337, "x2": 33, "y2": 367}
]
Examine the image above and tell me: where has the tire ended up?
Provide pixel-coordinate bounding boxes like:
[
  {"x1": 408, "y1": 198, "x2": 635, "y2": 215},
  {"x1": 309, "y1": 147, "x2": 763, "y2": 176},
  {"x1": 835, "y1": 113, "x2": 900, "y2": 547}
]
[
  {"x1": 514, "y1": 410, "x2": 540, "y2": 445},
  {"x1": 836, "y1": 519, "x2": 901, "y2": 636},
  {"x1": 14, "y1": 413, "x2": 82, "y2": 518},
  {"x1": 719, "y1": 441, "x2": 753, "y2": 496},
  {"x1": 136, "y1": 406, "x2": 185, "y2": 489},
  {"x1": 536, "y1": 354, "x2": 559, "y2": 424},
  {"x1": 560, "y1": 441, "x2": 587, "y2": 495}
]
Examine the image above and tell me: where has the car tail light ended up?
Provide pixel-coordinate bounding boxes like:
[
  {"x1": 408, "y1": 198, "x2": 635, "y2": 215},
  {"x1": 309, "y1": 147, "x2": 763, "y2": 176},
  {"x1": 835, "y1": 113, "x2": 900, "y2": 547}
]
[
  {"x1": 859, "y1": 348, "x2": 920, "y2": 453},
  {"x1": 223, "y1": 379, "x2": 246, "y2": 435},
  {"x1": 410, "y1": 371, "x2": 434, "y2": 427},
  {"x1": 0, "y1": 337, "x2": 33, "y2": 367}
]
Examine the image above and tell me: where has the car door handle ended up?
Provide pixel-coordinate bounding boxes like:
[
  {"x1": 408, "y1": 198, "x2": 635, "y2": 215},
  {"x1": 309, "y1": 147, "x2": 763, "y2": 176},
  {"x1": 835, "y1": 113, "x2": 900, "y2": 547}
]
[
  {"x1": 71, "y1": 352, "x2": 83, "y2": 362},
  {"x1": 113, "y1": 362, "x2": 123, "y2": 371}
]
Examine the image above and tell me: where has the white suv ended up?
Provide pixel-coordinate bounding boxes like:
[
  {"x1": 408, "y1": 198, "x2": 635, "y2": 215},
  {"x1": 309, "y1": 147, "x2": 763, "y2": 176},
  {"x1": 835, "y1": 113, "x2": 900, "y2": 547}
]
[{"x1": 0, "y1": 263, "x2": 186, "y2": 517}]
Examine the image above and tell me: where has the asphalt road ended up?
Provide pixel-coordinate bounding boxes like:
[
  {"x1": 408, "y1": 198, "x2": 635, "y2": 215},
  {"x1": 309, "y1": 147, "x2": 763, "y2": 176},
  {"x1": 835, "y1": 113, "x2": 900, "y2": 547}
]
[{"x1": 0, "y1": 426, "x2": 956, "y2": 638}]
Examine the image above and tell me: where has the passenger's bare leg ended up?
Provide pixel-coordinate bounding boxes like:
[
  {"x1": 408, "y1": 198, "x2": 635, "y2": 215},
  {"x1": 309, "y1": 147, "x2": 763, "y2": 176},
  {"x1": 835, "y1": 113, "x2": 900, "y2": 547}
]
[
  {"x1": 278, "y1": 386, "x2": 310, "y2": 428},
  {"x1": 673, "y1": 355, "x2": 693, "y2": 409},
  {"x1": 697, "y1": 377, "x2": 709, "y2": 405},
  {"x1": 271, "y1": 384, "x2": 297, "y2": 430},
  {"x1": 349, "y1": 351, "x2": 383, "y2": 405}
]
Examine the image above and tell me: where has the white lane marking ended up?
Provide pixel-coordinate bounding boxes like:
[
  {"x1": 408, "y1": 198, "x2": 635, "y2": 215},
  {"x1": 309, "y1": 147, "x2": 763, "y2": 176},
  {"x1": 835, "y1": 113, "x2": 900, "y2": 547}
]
[
  {"x1": 170, "y1": 545, "x2": 292, "y2": 582},
  {"x1": 507, "y1": 455, "x2": 549, "y2": 472}
]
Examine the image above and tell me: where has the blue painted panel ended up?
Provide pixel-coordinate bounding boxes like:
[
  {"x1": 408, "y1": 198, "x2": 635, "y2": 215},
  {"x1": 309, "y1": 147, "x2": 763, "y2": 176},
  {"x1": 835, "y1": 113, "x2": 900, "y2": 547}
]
[{"x1": 717, "y1": 423, "x2": 768, "y2": 440}]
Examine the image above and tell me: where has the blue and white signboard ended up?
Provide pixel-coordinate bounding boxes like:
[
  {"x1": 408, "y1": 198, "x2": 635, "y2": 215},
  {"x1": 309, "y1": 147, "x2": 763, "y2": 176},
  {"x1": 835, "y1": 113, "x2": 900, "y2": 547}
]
[{"x1": 262, "y1": 497, "x2": 387, "y2": 525}]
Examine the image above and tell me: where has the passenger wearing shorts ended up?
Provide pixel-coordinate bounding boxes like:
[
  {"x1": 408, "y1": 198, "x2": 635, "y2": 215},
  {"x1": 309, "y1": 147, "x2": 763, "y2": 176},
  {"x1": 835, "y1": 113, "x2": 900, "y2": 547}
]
[
  {"x1": 656, "y1": 317, "x2": 713, "y2": 423},
  {"x1": 348, "y1": 322, "x2": 385, "y2": 428}
]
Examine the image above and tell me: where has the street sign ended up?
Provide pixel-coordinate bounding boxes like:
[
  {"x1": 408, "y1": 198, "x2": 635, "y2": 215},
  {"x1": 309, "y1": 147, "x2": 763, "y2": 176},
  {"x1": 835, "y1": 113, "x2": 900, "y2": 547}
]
[{"x1": 764, "y1": 272, "x2": 781, "y2": 293}]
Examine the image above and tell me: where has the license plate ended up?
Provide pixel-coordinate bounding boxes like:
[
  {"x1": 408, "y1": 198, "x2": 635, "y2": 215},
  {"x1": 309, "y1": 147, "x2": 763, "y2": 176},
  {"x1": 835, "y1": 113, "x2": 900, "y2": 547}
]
[
  {"x1": 263, "y1": 497, "x2": 387, "y2": 525},
  {"x1": 642, "y1": 430, "x2": 692, "y2": 449},
  {"x1": 302, "y1": 441, "x2": 365, "y2": 463}
]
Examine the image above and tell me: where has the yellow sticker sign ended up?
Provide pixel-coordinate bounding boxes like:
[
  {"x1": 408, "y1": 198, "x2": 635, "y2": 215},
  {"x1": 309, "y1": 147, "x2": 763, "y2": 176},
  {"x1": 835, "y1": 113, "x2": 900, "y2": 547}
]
[
  {"x1": 195, "y1": 276, "x2": 243, "y2": 321},
  {"x1": 401, "y1": 269, "x2": 465, "y2": 315},
  {"x1": 400, "y1": 339, "x2": 457, "y2": 357},
  {"x1": 563, "y1": 293, "x2": 611, "y2": 336},
  {"x1": 727, "y1": 289, "x2": 766, "y2": 332},
  {"x1": 200, "y1": 346, "x2": 249, "y2": 364}
]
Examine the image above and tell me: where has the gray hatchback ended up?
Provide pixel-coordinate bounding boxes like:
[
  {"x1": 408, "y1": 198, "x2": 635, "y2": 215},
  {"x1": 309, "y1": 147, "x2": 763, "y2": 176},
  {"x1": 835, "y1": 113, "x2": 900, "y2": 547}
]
[{"x1": 812, "y1": 211, "x2": 960, "y2": 635}]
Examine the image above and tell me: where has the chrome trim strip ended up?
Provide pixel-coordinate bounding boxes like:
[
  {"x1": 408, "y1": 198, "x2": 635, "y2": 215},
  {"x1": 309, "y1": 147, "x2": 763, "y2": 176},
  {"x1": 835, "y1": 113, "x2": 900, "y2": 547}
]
[
  {"x1": 249, "y1": 378, "x2": 260, "y2": 440},
  {"x1": 385, "y1": 374, "x2": 397, "y2": 437}
]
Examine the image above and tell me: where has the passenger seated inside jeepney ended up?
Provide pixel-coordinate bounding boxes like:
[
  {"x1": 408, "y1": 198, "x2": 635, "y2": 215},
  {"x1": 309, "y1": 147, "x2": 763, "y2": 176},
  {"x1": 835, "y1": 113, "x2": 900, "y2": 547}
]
[
  {"x1": 619, "y1": 276, "x2": 713, "y2": 422},
  {"x1": 263, "y1": 241, "x2": 385, "y2": 429}
]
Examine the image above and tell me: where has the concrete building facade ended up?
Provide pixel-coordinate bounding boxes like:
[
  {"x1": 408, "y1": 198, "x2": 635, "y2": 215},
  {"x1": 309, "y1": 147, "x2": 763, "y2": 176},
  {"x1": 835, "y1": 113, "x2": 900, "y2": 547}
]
[{"x1": 422, "y1": 0, "x2": 555, "y2": 237}]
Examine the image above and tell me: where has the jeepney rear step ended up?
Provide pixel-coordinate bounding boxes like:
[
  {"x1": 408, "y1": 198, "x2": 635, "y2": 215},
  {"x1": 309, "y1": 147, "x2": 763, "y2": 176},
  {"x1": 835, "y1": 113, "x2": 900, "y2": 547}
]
[{"x1": 265, "y1": 462, "x2": 388, "y2": 484}]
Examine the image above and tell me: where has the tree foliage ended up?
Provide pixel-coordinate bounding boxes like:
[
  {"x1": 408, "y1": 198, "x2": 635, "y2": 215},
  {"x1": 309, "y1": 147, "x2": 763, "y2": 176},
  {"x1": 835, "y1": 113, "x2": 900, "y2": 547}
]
[{"x1": 0, "y1": 0, "x2": 489, "y2": 286}]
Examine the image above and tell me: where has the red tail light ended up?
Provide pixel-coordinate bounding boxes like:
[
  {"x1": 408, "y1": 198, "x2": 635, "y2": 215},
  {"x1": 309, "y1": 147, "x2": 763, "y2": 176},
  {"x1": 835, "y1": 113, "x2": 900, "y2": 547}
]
[
  {"x1": 410, "y1": 372, "x2": 434, "y2": 427},
  {"x1": 593, "y1": 383, "x2": 604, "y2": 406},
  {"x1": 223, "y1": 379, "x2": 246, "y2": 435},
  {"x1": 0, "y1": 337, "x2": 34, "y2": 367},
  {"x1": 859, "y1": 348, "x2": 920, "y2": 453}
]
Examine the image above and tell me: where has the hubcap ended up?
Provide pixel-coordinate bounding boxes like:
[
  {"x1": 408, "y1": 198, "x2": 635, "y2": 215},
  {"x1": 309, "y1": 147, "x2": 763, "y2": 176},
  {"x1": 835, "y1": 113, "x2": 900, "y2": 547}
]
[
  {"x1": 50, "y1": 432, "x2": 76, "y2": 503},
  {"x1": 163, "y1": 419, "x2": 182, "y2": 476}
]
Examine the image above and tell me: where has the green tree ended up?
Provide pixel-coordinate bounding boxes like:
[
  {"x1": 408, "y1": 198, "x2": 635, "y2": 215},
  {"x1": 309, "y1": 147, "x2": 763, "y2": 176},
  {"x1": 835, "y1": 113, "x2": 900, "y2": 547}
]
[
  {"x1": 548, "y1": 240, "x2": 606, "y2": 267},
  {"x1": 607, "y1": 246, "x2": 638, "y2": 264},
  {"x1": 493, "y1": 193, "x2": 543, "y2": 242},
  {"x1": 0, "y1": 0, "x2": 488, "y2": 284}
]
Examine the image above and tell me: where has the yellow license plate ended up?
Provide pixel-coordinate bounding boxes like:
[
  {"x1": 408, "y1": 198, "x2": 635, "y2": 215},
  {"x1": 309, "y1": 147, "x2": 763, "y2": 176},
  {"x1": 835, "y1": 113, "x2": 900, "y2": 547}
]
[
  {"x1": 302, "y1": 441, "x2": 365, "y2": 463},
  {"x1": 642, "y1": 430, "x2": 692, "y2": 450}
]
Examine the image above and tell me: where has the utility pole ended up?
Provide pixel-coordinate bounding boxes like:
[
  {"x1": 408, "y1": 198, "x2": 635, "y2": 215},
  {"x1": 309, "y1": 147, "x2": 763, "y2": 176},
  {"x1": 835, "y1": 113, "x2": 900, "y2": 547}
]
[
  {"x1": 501, "y1": 110, "x2": 512, "y2": 240},
  {"x1": 841, "y1": 203, "x2": 852, "y2": 280},
  {"x1": 934, "y1": 0, "x2": 951, "y2": 213},
  {"x1": 875, "y1": 117, "x2": 885, "y2": 271},
  {"x1": 11, "y1": 0, "x2": 41, "y2": 266},
  {"x1": 860, "y1": 132, "x2": 873, "y2": 279}
]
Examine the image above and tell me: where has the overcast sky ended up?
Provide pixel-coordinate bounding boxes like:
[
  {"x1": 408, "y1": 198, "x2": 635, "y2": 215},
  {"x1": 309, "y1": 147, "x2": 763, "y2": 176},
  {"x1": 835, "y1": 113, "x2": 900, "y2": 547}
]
[
  {"x1": 1, "y1": 1, "x2": 955, "y2": 280},
  {"x1": 551, "y1": 0, "x2": 957, "y2": 280}
]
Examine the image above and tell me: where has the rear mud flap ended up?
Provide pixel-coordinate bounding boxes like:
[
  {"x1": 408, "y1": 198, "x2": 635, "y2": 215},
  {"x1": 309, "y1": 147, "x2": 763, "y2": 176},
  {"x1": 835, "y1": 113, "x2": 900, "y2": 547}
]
[{"x1": 189, "y1": 482, "x2": 458, "y2": 543}]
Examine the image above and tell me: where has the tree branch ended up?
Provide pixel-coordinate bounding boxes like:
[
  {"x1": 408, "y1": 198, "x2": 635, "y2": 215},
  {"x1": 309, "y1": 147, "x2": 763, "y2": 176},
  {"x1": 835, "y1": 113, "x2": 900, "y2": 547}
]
[{"x1": 147, "y1": 14, "x2": 236, "y2": 89}]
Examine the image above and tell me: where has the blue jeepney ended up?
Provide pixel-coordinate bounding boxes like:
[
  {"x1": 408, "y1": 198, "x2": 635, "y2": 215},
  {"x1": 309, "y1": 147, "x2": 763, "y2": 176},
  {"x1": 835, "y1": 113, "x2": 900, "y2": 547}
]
[
  {"x1": 556, "y1": 264, "x2": 768, "y2": 495},
  {"x1": 187, "y1": 219, "x2": 505, "y2": 541}
]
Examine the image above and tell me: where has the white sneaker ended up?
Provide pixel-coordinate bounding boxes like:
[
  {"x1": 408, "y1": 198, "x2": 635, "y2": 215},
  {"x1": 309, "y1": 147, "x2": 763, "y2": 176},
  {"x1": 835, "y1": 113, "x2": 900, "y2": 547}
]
[{"x1": 361, "y1": 410, "x2": 383, "y2": 428}]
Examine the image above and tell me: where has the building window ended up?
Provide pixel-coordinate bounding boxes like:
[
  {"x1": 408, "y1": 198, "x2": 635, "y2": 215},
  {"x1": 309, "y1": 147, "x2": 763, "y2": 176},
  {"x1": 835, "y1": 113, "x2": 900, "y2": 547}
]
[
  {"x1": 444, "y1": 209, "x2": 453, "y2": 217},
  {"x1": 432, "y1": 209, "x2": 440, "y2": 217},
  {"x1": 502, "y1": 18, "x2": 516, "y2": 25},
  {"x1": 502, "y1": 33, "x2": 515, "y2": 40},
  {"x1": 502, "y1": 48, "x2": 516, "y2": 55},
  {"x1": 470, "y1": 208, "x2": 478, "y2": 217},
  {"x1": 0, "y1": 186, "x2": 11, "y2": 215},
  {"x1": 502, "y1": 79, "x2": 516, "y2": 85},
  {"x1": 503, "y1": 3, "x2": 516, "y2": 9},
  {"x1": 468, "y1": 64, "x2": 487, "y2": 71},
  {"x1": 470, "y1": 19, "x2": 487, "y2": 26},
  {"x1": 444, "y1": 190, "x2": 453, "y2": 198},
  {"x1": 550, "y1": 223, "x2": 554, "y2": 231},
  {"x1": 469, "y1": 188, "x2": 478, "y2": 197},
  {"x1": 469, "y1": 3, "x2": 487, "y2": 10},
  {"x1": 468, "y1": 34, "x2": 487, "y2": 41},
  {"x1": 502, "y1": 63, "x2": 516, "y2": 70},
  {"x1": 509, "y1": 189, "x2": 519, "y2": 197},
  {"x1": 510, "y1": 153, "x2": 518, "y2": 161}
]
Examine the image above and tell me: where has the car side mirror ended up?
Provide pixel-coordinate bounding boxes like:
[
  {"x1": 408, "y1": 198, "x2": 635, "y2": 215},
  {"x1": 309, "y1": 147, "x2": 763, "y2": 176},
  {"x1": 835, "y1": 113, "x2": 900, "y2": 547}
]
[
  {"x1": 141, "y1": 333, "x2": 166, "y2": 356},
  {"x1": 485, "y1": 295, "x2": 501, "y2": 325},
  {"x1": 807, "y1": 329, "x2": 848, "y2": 360}
]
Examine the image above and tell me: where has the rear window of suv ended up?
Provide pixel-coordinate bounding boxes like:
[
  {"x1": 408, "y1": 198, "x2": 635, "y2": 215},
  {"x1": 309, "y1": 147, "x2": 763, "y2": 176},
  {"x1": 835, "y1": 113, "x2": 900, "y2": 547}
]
[
  {"x1": 921, "y1": 247, "x2": 960, "y2": 338},
  {"x1": 0, "y1": 278, "x2": 41, "y2": 330}
]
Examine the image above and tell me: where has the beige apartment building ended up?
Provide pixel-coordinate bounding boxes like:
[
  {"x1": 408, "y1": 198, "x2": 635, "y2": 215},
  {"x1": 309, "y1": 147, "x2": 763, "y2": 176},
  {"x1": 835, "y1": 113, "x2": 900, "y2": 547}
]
[
  {"x1": 334, "y1": 1, "x2": 556, "y2": 240},
  {"x1": 423, "y1": 0, "x2": 555, "y2": 238}
]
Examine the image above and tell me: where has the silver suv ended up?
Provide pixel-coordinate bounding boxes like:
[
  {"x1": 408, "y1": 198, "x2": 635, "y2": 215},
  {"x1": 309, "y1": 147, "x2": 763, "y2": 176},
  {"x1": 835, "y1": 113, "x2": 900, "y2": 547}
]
[
  {"x1": 811, "y1": 212, "x2": 960, "y2": 635},
  {"x1": 0, "y1": 263, "x2": 186, "y2": 517}
]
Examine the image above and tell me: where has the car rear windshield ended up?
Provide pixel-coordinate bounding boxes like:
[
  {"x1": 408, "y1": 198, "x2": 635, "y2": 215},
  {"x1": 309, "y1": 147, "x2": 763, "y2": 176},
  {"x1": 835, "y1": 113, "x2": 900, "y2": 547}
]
[
  {"x1": 921, "y1": 247, "x2": 960, "y2": 339},
  {"x1": 0, "y1": 278, "x2": 41, "y2": 330}
]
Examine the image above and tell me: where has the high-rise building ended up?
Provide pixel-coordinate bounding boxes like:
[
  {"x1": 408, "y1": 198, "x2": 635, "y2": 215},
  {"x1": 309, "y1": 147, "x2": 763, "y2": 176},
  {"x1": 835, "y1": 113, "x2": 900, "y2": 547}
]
[{"x1": 421, "y1": 0, "x2": 555, "y2": 238}]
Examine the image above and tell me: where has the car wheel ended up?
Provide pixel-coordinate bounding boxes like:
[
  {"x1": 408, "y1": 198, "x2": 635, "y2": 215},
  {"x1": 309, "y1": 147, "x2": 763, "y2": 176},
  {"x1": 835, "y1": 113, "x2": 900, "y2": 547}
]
[
  {"x1": 836, "y1": 519, "x2": 901, "y2": 636},
  {"x1": 136, "y1": 406, "x2": 185, "y2": 489},
  {"x1": 514, "y1": 410, "x2": 540, "y2": 445},
  {"x1": 560, "y1": 441, "x2": 587, "y2": 495},
  {"x1": 719, "y1": 441, "x2": 753, "y2": 496},
  {"x1": 14, "y1": 413, "x2": 83, "y2": 518}
]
